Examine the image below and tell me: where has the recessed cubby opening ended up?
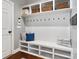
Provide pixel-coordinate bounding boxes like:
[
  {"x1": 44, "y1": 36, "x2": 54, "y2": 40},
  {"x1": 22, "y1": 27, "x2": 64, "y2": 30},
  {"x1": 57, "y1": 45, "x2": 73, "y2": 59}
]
[
  {"x1": 22, "y1": 7, "x2": 30, "y2": 15},
  {"x1": 29, "y1": 44, "x2": 39, "y2": 49},
  {"x1": 29, "y1": 49, "x2": 39, "y2": 54},
  {"x1": 40, "y1": 46, "x2": 52, "y2": 52},
  {"x1": 21, "y1": 47, "x2": 28, "y2": 51},
  {"x1": 20, "y1": 41, "x2": 72, "y2": 59},
  {"x1": 40, "y1": 51, "x2": 52, "y2": 59},
  {"x1": 55, "y1": 0, "x2": 70, "y2": 10},
  {"x1": 31, "y1": 4, "x2": 40, "y2": 13},
  {"x1": 41, "y1": 1, "x2": 53, "y2": 12},
  {"x1": 54, "y1": 55, "x2": 70, "y2": 59},
  {"x1": 21, "y1": 42, "x2": 28, "y2": 47},
  {"x1": 54, "y1": 49, "x2": 71, "y2": 56}
]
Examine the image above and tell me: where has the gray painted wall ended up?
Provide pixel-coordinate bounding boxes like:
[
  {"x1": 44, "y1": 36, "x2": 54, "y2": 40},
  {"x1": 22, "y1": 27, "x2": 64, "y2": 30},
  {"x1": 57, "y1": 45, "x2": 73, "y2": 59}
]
[
  {"x1": 14, "y1": 3, "x2": 21, "y2": 49},
  {"x1": 11, "y1": 1, "x2": 25, "y2": 50},
  {"x1": 70, "y1": 26, "x2": 77, "y2": 59}
]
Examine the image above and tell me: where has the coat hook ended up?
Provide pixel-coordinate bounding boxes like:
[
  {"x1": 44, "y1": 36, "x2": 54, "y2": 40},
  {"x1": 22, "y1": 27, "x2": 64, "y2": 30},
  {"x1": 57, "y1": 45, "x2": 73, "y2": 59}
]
[
  {"x1": 18, "y1": 18, "x2": 21, "y2": 19},
  {"x1": 40, "y1": 19, "x2": 42, "y2": 21},
  {"x1": 48, "y1": 18, "x2": 50, "y2": 21},
  {"x1": 37, "y1": 19, "x2": 39, "y2": 21},
  {"x1": 44, "y1": 19, "x2": 46, "y2": 21},
  {"x1": 58, "y1": 18, "x2": 60, "y2": 20},
  {"x1": 63, "y1": 17, "x2": 65, "y2": 20},
  {"x1": 53, "y1": 18, "x2": 55, "y2": 20},
  {"x1": 33, "y1": 19, "x2": 35, "y2": 22}
]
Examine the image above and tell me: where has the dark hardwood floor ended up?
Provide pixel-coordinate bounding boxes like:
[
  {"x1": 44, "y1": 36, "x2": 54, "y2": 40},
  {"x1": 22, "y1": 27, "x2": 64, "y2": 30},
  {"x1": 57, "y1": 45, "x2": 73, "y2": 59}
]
[{"x1": 6, "y1": 51, "x2": 44, "y2": 59}]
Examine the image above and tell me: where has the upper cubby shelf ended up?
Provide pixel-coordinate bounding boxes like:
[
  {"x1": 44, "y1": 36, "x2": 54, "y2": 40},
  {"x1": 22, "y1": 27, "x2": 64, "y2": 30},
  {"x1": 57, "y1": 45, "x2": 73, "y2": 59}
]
[
  {"x1": 55, "y1": 0, "x2": 70, "y2": 10},
  {"x1": 21, "y1": 0, "x2": 71, "y2": 17},
  {"x1": 31, "y1": 4, "x2": 40, "y2": 13},
  {"x1": 41, "y1": 1, "x2": 53, "y2": 12}
]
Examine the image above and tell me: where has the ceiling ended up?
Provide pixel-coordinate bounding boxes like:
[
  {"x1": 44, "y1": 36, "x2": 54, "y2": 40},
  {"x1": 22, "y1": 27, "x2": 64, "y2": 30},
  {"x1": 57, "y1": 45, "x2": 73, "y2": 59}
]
[{"x1": 11, "y1": 0, "x2": 48, "y2": 6}]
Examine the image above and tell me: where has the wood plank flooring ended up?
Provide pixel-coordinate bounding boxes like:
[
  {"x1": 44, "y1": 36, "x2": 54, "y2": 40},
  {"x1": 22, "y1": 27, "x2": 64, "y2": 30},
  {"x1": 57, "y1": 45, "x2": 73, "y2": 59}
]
[{"x1": 6, "y1": 51, "x2": 43, "y2": 59}]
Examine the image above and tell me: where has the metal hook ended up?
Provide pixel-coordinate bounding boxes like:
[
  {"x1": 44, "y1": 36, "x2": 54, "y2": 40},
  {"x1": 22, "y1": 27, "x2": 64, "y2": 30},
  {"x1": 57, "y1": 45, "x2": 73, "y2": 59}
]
[
  {"x1": 63, "y1": 17, "x2": 65, "y2": 20},
  {"x1": 33, "y1": 19, "x2": 35, "y2": 22},
  {"x1": 58, "y1": 18, "x2": 60, "y2": 20},
  {"x1": 53, "y1": 18, "x2": 55, "y2": 20},
  {"x1": 48, "y1": 18, "x2": 50, "y2": 21},
  {"x1": 37, "y1": 19, "x2": 39, "y2": 21},
  {"x1": 44, "y1": 19, "x2": 46, "y2": 21},
  {"x1": 40, "y1": 19, "x2": 42, "y2": 21}
]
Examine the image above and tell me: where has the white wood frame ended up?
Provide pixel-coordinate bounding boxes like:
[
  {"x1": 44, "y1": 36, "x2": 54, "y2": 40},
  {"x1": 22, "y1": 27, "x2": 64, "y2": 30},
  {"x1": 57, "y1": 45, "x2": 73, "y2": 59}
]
[
  {"x1": 6, "y1": 0, "x2": 14, "y2": 54},
  {"x1": 2, "y1": 0, "x2": 14, "y2": 57},
  {"x1": 11, "y1": 1, "x2": 14, "y2": 54}
]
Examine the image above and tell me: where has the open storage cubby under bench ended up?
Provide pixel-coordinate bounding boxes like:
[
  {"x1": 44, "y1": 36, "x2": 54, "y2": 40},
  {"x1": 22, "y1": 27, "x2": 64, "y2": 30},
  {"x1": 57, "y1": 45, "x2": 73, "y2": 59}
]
[
  {"x1": 29, "y1": 44, "x2": 39, "y2": 49},
  {"x1": 20, "y1": 40, "x2": 73, "y2": 59}
]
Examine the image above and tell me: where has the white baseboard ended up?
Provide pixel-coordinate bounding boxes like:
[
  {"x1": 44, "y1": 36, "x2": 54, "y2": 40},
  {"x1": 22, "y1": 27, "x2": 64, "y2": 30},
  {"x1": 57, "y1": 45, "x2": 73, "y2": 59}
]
[{"x1": 12, "y1": 48, "x2": 20, "y2": 54}]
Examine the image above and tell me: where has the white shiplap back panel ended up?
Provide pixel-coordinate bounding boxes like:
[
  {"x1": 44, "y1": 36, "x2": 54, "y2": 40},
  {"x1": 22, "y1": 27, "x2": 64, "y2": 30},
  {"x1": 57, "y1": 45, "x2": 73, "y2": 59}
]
[
  {"x1": 24, "y1": 9, "x2": 71, "y2": 42},
  {"x1": 25, "y1": 26, "x2": 70, "y2": 42}
]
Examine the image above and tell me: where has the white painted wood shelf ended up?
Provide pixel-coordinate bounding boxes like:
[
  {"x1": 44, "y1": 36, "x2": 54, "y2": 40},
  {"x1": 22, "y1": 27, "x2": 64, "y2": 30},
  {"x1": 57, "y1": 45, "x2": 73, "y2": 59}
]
[
  {"x1": 20, "y1": 40, "x2": 73, "y2": 59},
  {"x1": 21, "y1": 8, "x2": 71, "y2": 17},
  {"x1": 21, "y1": 0, "x2": 72, "y2": 17}
]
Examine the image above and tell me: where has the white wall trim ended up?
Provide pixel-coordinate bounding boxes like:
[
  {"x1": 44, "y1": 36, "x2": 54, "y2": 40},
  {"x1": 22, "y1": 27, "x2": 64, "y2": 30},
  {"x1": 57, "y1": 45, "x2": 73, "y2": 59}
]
[
  {"x1": 12, "y1": 48, "x2": 20, "y2": 54},
  {"x1": 10, "y1": 1, "x2": 15, "y2": 53}
]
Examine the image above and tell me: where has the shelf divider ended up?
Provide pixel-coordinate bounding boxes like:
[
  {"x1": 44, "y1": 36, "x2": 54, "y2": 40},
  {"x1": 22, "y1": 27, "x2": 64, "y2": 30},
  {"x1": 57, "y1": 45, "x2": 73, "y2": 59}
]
[{"x1": 54, "y1": 53, "x2": 71, "y2": 58}]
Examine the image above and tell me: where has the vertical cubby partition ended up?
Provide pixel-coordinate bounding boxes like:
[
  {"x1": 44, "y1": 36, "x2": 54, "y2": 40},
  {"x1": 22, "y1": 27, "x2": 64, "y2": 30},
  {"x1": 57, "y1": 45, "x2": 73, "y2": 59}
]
[{"x1": 20, "y1": 40, "x2": 73, "y2": 59}]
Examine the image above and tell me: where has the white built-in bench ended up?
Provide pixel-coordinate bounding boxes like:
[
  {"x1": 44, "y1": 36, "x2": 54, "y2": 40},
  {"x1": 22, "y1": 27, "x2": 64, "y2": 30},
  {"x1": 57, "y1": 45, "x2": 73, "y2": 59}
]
[{"x1": 19, "y1": 40, "x2": 73, "y2": 59}]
